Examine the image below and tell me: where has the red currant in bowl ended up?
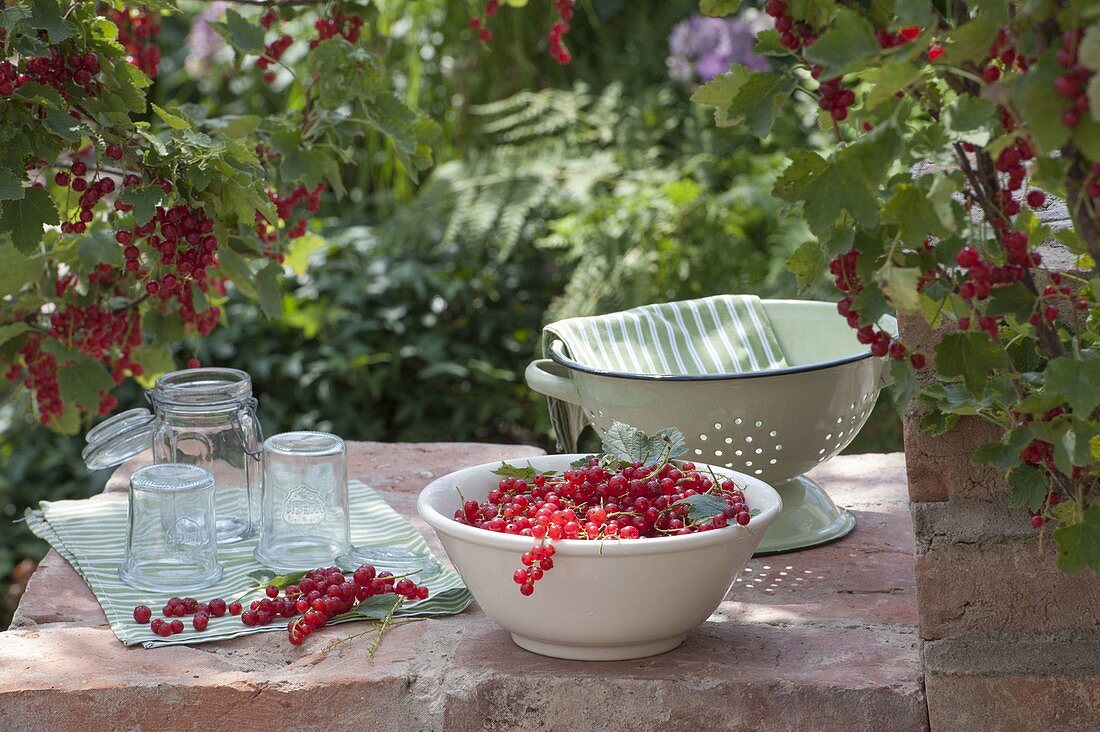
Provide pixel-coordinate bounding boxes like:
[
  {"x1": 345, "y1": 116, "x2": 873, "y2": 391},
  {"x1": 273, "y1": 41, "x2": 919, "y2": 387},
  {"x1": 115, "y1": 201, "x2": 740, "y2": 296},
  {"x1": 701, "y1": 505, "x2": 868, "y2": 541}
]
[{"x1": 417, "y1": 454, "x2": 781, "y2": 661}]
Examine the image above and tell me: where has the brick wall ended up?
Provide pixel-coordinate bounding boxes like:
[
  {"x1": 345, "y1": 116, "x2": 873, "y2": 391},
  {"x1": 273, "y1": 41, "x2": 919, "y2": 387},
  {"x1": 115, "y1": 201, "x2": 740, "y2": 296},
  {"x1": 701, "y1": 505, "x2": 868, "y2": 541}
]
[{"x1": 899, "y1": 312, "x2": 1100, "y2": 731}]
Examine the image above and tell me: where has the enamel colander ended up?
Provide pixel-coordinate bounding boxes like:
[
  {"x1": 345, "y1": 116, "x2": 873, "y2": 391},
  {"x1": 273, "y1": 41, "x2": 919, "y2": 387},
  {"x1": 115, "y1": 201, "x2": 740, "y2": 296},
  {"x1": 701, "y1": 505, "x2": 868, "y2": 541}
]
[{"x1": 525, "y1": 299, "x2": 896, "y2": 554}]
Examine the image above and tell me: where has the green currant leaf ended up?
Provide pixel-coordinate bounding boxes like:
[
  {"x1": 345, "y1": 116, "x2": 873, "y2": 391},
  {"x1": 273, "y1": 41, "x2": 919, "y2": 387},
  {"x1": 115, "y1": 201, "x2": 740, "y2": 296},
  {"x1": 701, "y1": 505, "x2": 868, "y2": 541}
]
[
  {"x1": 1044, "y1": 356, "x2": 1100, "y2": 418},
  {"x1": 256, "y1": 261, "x2": 285, "y2": 319},
  {"x1": 882, "y1": 183, "x2": 952, "y2": 247},
  {"x1": 55, "y1": 354, "x2": 114, "y2": 414},
  {"x1": 152, "y1": 103, "x2": 192, "y2": 131},
  {"x1": 214, "y1": 8, "x2": 266, "y2": 55},
  {"x1": 773, "y1": 150, "x2": 879, "y2": 236},
  {"x1": 985, "y1": 282, "x2": 1036, "y2": 322},
  {"x1": 1054, "y1": 503, "x2": 1100, "y2": 574},
  {"x1": 29, "y1": 0, "x2": 76, "y2": 44},
  {"x1": 1012, "y1": 53, "x2": 1071, "y2": 153},
  {"x1": 77, "y1": 229, "x2": 124, "y2": 268},
  {"x1": 352, "y1": 594, "x2": 403, "y2": 620},
  {"x1": 600, "y1": 422, "x2": 686, "y2": 465},
  {"x1": 671, "y1": 494, "x2": 729, "y2": 524},
  {"x1": 804, "y1": 9, "x2": 879, "y2": 75},
  {"x1": 119, "y1": 185, "x2": 163, "y2": 226},
  {"x1": 933, "y1": 332, "x2": 1009, "y2": 398},
  {"x1": 971, "y1": 440, "x2": 1022, "y2": 470},
  {"x1": 1007, "y1": 466, "x2": 1048, "y2": 510},
  {"x1": 785, "y1": 241, "x2": 826, "y2": 294},
  {"x1": 0, "y1": 186, "x2": 59, "y2": 252},
  {"x1": 490, "y1": 462, "x2": 555, "y2": 480},
  {"x1": 246, "y1": 569, "x2": 307, "y2": 588},
  {"x1": 0, "y1": 323, "x2": 29, "y2": 349},
  {"x1": 692, "y1": 66, "x2": 795, "y2": 137},
  {"x1": 876, "y1": 263, "x2": 922, "y2": 312},
  {"x1": 941, "y1": 16, "x2": 1000, "y2": 65}
]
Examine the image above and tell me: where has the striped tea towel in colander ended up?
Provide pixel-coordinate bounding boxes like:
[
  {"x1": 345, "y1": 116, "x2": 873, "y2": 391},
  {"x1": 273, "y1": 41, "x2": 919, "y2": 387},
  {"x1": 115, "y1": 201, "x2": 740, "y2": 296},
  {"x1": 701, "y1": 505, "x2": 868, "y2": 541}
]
[{"x1": 544, "y1": 295, "x2": 789, "y2": 376}]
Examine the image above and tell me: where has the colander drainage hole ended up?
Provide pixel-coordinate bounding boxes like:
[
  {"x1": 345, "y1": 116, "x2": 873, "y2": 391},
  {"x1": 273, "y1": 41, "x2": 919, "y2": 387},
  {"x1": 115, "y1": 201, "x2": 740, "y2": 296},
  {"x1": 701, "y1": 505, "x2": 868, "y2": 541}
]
[
  {"x1": 754, "y1": 469, "x2": 763, "y2": 475},
  {"x1": 725, "y1": 437, "x2": 733, "y2": 444},
  {"x1": 769, "y1": 430, "x2": 777, "y2": 437},
  {"x1": 694, "y1": 449, "x2": 703, "y2": 456},
  {"x1": 714, "y1": 422, "x2": 723, "y2": 430},
  {"x1": 735, "y1": 418, "x2": 743, "y2": 425},
  {"x1": 745, "y1": 436, "x2": 753, "y2": 443},
  {"x1": 735, "y1": 450, "x2": 743, "y2": 456}
]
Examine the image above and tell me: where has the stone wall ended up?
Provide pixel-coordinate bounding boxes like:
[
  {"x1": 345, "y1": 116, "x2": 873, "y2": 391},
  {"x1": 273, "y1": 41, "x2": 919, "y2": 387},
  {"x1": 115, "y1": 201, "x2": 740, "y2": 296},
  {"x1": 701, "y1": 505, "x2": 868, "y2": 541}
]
[{"x1": 899, "y1": 312, "x2": 1100, "y2": 731}]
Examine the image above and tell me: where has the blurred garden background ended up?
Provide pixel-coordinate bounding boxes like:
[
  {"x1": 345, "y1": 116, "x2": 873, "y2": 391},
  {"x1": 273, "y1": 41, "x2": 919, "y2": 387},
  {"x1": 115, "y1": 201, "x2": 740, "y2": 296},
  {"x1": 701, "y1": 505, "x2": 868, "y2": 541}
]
[{"x1": 0, "y1": 0, "x2": 902, "y2": 626}]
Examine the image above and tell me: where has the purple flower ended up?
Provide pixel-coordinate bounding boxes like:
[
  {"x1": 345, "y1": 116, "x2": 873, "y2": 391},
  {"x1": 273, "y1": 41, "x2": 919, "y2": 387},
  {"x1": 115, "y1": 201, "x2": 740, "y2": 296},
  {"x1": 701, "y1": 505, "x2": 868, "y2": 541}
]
[{"x1": 667, "y1": 10, "x2": 770, "y2": 83}]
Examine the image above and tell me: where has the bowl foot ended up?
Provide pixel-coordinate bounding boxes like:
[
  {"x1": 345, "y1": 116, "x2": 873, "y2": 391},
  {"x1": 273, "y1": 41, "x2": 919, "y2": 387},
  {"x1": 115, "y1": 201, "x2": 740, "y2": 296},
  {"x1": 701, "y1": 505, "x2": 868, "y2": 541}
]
[
  {"x1": 509, "y1": 632, "x2": 686, "y2": 661},
  {"x1": 753, "y1": 474, "x2": 856, "y2": 555}
]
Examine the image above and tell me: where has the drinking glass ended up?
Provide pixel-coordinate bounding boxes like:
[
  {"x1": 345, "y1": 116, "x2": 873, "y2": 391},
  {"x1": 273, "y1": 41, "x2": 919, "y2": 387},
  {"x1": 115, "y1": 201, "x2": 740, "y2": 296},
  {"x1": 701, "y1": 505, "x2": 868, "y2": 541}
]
[
  {"x1": 119, "y1": 463, "x2": 224, "y2": 592},
  {"x1": 254, "y1": 431, "x2": 351, "y2": 572}
]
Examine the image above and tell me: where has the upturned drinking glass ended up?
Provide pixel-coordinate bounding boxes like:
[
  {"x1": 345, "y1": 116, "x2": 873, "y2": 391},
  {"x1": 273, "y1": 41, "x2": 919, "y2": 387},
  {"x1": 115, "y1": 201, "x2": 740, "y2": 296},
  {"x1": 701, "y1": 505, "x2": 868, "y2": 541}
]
[
  {"x1": 119, "y1": 463, "x2": 224, "y2": 592},
  {"x1": 254, "y1": 431, "x2": 351, "y2": 572}
]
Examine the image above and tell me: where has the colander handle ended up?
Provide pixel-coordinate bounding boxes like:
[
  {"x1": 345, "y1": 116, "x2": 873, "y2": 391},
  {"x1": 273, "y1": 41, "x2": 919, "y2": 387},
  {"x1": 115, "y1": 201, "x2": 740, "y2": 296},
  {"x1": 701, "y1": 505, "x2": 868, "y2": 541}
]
[{"x1": 525, "y1": 359, "x2": 583, "y2": 405}]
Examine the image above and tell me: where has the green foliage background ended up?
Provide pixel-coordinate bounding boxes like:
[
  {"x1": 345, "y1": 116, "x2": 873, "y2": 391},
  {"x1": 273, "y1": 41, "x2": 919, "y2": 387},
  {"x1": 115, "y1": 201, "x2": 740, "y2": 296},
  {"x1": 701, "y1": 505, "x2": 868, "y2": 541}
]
[{"x1": 0, "y1": 0, "x2": 902, "y2": 626}]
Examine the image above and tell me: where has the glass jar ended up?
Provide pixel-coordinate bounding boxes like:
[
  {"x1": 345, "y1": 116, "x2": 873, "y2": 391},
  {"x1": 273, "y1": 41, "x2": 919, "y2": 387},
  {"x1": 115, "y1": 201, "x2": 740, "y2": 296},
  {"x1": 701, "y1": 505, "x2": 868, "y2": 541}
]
[{"x1": 83, "y1": 367, "x2": 263, "y2": 543}]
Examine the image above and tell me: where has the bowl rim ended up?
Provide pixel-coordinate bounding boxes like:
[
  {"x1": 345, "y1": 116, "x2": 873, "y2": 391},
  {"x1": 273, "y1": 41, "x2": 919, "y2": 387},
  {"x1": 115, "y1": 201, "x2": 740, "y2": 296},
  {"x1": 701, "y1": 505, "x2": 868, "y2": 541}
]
[
  {"x1": 545, "y1": 299, "x2": 896, "y2": 383},
  {"x1": 417, "y1": 454, "x2": 783, "y2": 557}
]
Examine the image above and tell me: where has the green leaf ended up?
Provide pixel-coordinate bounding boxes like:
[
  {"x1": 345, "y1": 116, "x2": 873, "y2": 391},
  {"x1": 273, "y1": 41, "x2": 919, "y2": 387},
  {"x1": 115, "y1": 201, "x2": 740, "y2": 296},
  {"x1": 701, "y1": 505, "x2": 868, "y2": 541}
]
[
  {"x1": 933, "y1": 331, "x2": 1009, "y2": 397},
  {"x1": 699, "y1": 0, "x2": 741, "y2": 16},
  {"x1": 0, "y1": 186, "x2": 58, "y2": 252},
  {"x1": 891, "y1": 0, "x2": 934, "y2": 27},
  {"x1": 1053, "y1": 503, "x2": 1100, "y2": 573},
  {"x1": 1044, "y1": 356, "x2": 1100, "y2": 418},
  {"x1": 246, "y1": 568, "x2": 307, "y2": 588},
  {"x1": 882, "y1": 183, "x2": 951, "y2": 246},
  {"x1": 0, "y1": 323, "x2": 29, "y2": 349},
  {"x1": 785, "y1": 241, "x2": 826, "y2": 293},
  {"x1": 0, "y1": 165, "x2": 24, "y2": 202},
  {"x1": 352, "y1": 594, "x2": 403, "y2": 620},
  {"x1": 861, "y1": 63, "x2": 924, "y2": 109},
  {"x1": 804, "y1": 9, "x2": 879, "y2": 75},
  {"x1": 77, "y1": 229, "x2": 124, "y2": 268},
  {"x1": 985, "y1": 282, "x2": 1035, "y2": 322},
  {"x1": 972, "y1": 440, "x2": 1021, "y2": 470},
  {"x1": 942, "y1": 94, "x2": 997, "y2": 145},
  {"x1": 214, "y1": 8, "x2": 266, "y2": 55},
  {"x1": 0, "y1": 243, "x2": 33, "y2": 296},
  {"x1": 284, "y1": 233, "x2": 324, "y2": 276},
  {"x1": 942, "y1": 16, "x2": 1000, "y2": 65},
  {"x1": 877, "y1": 264, "x2": 921, "y2": 312},
  {"x1": 29, "y1": 0, "x2": 76, "y2": 43},
  {"x1": 56, "y1": 355, "x2": 114, "y2": 412},
  {"x1": 490, "y1": 462, "x2": 554, "y2": 481},
  {"x1": 600, "y1": 422, "x2": 687, "y2": 464},
  {"x1": 119, "y1": 186, "x2": 163, "y2": 226},
  {"x1": 151, "y1": 104, "x2": 192, "y2": 131},
  {"x1": 692, "y1": 66, "x2": 795, "y2": 137},
  {"x1": 256, "y1": 261, "x2": 284, "y2": 318},
  {"x1": 1007, "y1": 466, "x2": 1048, "y2": 510},
  {"x1": 671, "y1": 494, "x2": 729, "y2": 524},
  {"x1": 773, "y1": 150, "x2": 879, "y2": 236},
  {"x1": 1012, "y1": 53, "x2": 1071, "y2": 153}
]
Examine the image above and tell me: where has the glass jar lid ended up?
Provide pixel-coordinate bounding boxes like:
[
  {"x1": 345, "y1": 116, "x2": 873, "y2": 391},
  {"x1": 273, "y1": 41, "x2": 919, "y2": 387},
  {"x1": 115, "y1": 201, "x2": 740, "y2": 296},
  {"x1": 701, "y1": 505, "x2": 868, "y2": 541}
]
[
  {"x1": 82, "y1": 407, "x2": 157, "y2": 471},
  {"x1": 152, "y1": 367, "x2": 252, "y2": 407},
  {"x1": 131, "y1": 463, "x2": 214, "y2": 493}
]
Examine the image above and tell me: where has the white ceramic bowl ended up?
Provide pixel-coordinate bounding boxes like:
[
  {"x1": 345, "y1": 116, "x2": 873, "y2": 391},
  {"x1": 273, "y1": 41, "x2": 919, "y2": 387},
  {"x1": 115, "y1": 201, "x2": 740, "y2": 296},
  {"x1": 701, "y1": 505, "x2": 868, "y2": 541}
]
[{"x1": 417, "y1": 454, "x2": 782, "y2": 661}]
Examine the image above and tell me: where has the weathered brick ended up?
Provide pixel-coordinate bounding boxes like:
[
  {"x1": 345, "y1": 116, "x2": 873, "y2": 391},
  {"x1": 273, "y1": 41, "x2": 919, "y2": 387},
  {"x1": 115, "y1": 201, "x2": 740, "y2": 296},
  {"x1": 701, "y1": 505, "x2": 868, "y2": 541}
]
[{"x1": 913, "y1": 505, "x2": 1100, "y2": 640}]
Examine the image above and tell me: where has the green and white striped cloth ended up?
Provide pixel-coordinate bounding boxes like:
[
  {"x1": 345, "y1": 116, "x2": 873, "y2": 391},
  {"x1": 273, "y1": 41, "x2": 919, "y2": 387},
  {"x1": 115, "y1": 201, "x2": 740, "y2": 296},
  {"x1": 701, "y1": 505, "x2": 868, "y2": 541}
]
[
  {"x1": 545, "y1": 295, "x2": 788, "y2": 376},
  {"x1": 24, "y1": 480, "x2": 471, "y2": 648}
]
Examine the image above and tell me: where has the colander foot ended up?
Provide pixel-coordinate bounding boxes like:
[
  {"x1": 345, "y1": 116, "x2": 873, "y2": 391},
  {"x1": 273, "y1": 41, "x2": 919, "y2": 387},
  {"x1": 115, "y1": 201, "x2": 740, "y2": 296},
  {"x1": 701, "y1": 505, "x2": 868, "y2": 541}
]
[{"x1": 753, "y1": 475, "x2": 856, "y2": 555}]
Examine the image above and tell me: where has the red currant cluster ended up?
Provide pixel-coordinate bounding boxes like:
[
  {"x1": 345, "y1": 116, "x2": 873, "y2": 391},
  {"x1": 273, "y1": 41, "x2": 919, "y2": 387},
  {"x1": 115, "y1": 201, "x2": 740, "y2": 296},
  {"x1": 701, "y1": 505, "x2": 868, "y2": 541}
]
[
  {"x1": 257, "y1": 34, "x2": 293, "y2": 84},
  {"x1": 547, "y1": 1, "x2": 575, "y2": 65},
  {"x1": 875, "y1": 25, "x2": 921, "y2": 49},
  {"x1": 20, "y1": 49, "x2": 101, "y2": 99},
  {"x1": 1055, "y1": 29, "x2": 1093, "y2": 129},
  {"x1": 0, "y1": 60, "x2": 16, "y2": 96},
  {"x1": 7, "y1": 337, "x2": 62, "y2": 424},
  {"x1": 280, "y1": 565, "x2": 429, "y2": 646},
  {"x1": 765, "y1": 0, "x2": 818, "y2": 51},
  {"x1": 57, "y1": 157, "x2": 120, "y2": 235},
  {"x1": 134, "y1": 595, "x2": 239, "y2": 637},
  {"x1": 814, "y1": 68, "x2": 855, "y2": 122},
  {"x1": 310, "y1": 10, "x2": 364, "y2": 48},
  {"x1": 468, "y1": 1, "x2": 500, "y2": 43},
  {"x1": 256, "y1": 183, "x2": 324, "y2": 257},
  {"x1": 456, "y1": 459, "x2": 753, "y2": 596},
  {"x1": 831, "y1": 250, "x2": 925, "y2": 367},
  {"x1": 104, "y1": 7, "x2": 161, "y2": 78}
]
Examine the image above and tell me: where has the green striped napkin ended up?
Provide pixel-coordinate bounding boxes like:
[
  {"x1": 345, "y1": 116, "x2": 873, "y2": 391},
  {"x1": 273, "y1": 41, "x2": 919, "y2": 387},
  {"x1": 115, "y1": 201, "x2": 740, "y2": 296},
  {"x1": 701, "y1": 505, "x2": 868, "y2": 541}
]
[
  {"x1": 542, "y1": 296, "x2": 789, "y2": 452},
  {"x1": 25, "y1": 481, "x2": 471, "y2": 648},
  {"x1": 545, "y1": 295, "x2": 788, "y2": 376}
]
